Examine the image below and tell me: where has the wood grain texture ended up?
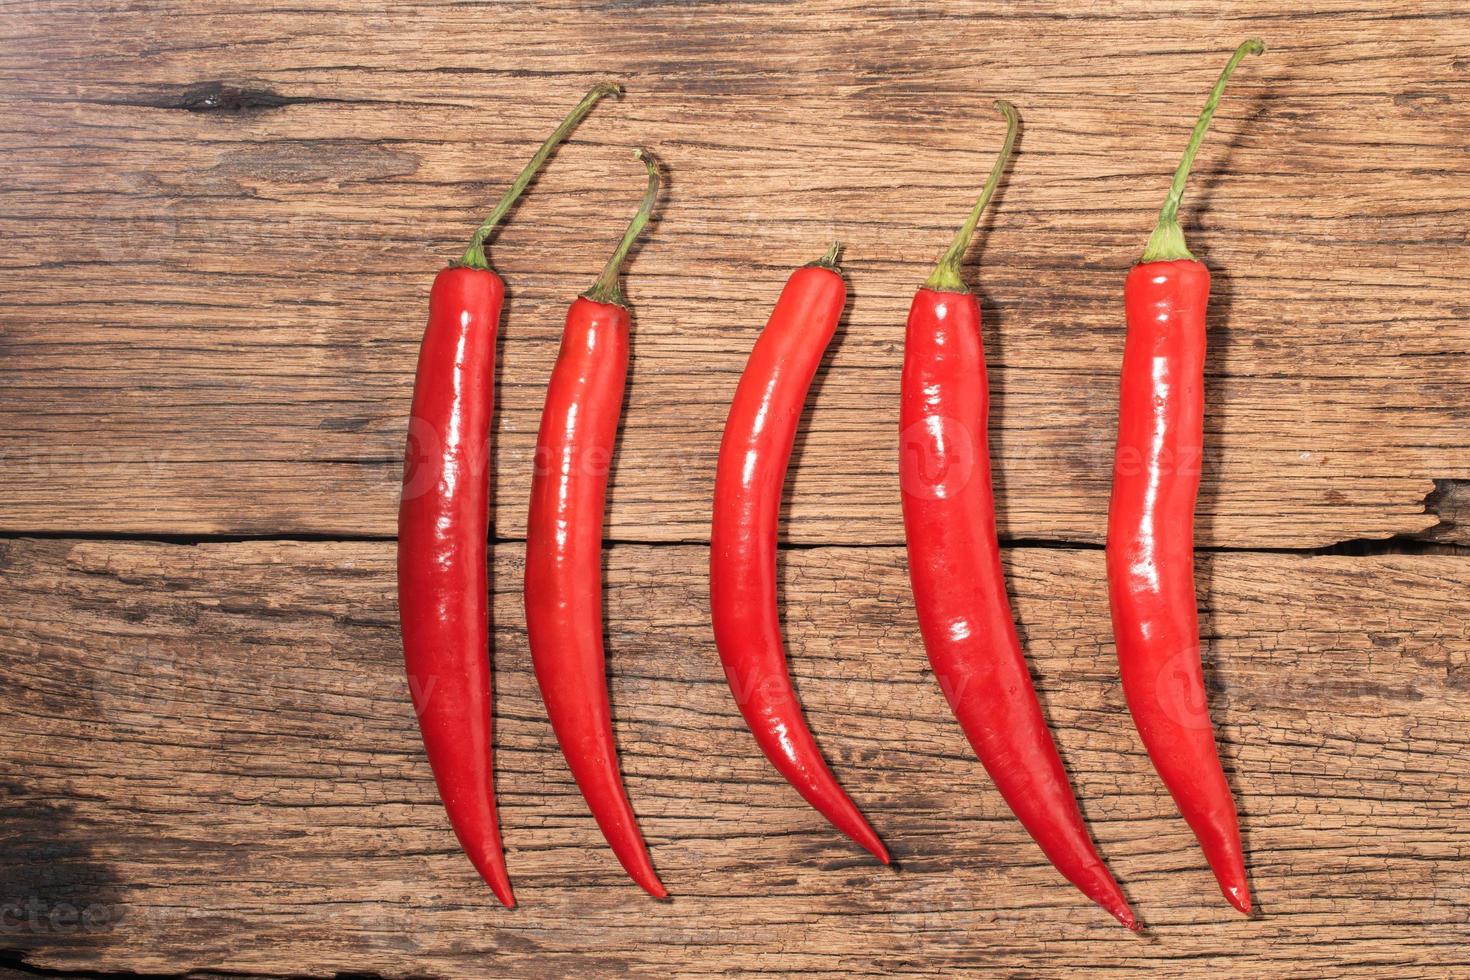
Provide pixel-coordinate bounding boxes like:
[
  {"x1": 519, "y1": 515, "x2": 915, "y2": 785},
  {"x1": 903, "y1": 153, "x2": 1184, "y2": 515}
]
[
  {"x1": 3, "y1": 536, "x2": 1469, "y2": 978},
  {"x1": 1, "y1": 1, "x2": 1467, "y2": 546}
]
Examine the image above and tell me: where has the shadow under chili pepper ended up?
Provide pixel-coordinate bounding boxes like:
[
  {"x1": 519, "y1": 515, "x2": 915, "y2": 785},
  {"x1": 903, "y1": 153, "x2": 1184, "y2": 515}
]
[
  {"x1": 602, "y1": 294, "x2": 640, "y2": 750},
  {"x1": 778, "y1": 264, "x2": 906, "y2": 875},
  {"x1": 600, "y1": 148, "x2": 666, "y2": 541},
  {"x1": 599, "y1": 167, "x2": 664, "y2": 548},
  {"x1": 772, "y1": 280, "x2": 842, "y2": 782},
  {"x1": 489, "y1": 282, "x2": 513, "y2": 874},
  {"x1": 974, "y1": 265, "x2": 1048, "y2": 701},
  {"x1": 1178, "y1": 93, "x2": 1271, "y2": 230},
  {"x1": 977, "y1": 128, "x2": 1145, "y2": 925},
  {"x1": 961, "y1": 141, "x2": 1041, "y2": 724},
  {"x1": 1195, "y1": 264, "x2": 1264, "y2": 917},
  {"x1": 491, "y1": 280, "x2": 512, "y2": 534},
  {"x1": 777, "y1": 268, "x2": 848, "y2": 543},
  {"x1": 772, "y1": 268, "x2": 894, "y2": 867},
  {"x1": 1182, "y1": 90, "x2": 1268, "y2": 916},
  {"x1": 970, "y1": 116, "x2": 1014, "y2": 548},
  {"x1": 597, "y1": 160, "x2": 670, "y2": 895}
]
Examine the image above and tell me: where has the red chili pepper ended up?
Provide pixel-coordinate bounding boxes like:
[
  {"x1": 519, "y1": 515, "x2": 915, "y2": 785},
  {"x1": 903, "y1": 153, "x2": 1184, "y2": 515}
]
[
  {"x1": 1109, "y1": 39, "x2": 1264, "y2": 916},
  {"x1": 524, "y1": 151, "x2": 666, "y2": 897},
  {"x1": 398, "y1": 83, "x2": 618, "y2": 908},
  {"x1": 900, "y1": 101, "x2": 1135, "y2": 929},
  {"x1": 710, "y1": 246, "x2": 890, "y2": 864}
]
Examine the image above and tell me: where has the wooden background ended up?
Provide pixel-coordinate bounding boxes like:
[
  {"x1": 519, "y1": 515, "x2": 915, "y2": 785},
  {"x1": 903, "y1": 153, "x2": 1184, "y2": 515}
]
[{"x1": 2, "y1": 1, "x2": 1467, "y2": 976}]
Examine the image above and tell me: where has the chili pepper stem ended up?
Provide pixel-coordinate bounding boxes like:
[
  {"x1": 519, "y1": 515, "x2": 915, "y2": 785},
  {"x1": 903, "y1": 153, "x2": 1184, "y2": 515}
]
[
  {"x1": 807, "y1": 240, "x2": 843, "y2": 273},
  {"x1": 582, "y1": 149, "x2": 660, "y2": 307},
  {"x1": 1140, "y1": 39, "x2": 1265, "y2": 264},
  {"x1": 457, "y1": 82, "x2": 621, "y2": 271},
  {"x1": 924, "y1": 100, "x2": 1020, "y2": 293}
]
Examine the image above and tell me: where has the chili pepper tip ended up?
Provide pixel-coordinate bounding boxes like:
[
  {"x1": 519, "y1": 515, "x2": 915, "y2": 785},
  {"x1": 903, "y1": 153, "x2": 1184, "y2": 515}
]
[{"x1": 578, "y1": 81, "x2": 622, "y2": 107}]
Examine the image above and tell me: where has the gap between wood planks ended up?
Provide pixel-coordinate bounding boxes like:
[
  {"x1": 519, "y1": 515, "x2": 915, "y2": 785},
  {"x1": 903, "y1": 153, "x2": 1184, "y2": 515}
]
[
  {"x1": 0, "y1": 534, "x2": 1461, "y2": 558},
  {"x1": 0, "y1": 526, "x2": 1462, "y2": 556}
]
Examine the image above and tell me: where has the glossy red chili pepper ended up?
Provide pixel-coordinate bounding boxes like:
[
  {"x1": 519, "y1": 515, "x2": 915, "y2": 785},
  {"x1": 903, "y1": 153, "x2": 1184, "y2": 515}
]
[
  {"x1": 1109, "y1": 40, "x2": 1264, "y2": 916},
  {"x1": 397, "y1": 83, "x2": 617, "y2": 907},
  {"x1": 900, "y1": 101, "x2": 1135, "y2": 929},
  {"x1": 525, "y1": 151, "x2": 666, "y2": 897},
  {"x1": 710, "y1": 246, "x2": 890, "y2": 864}
]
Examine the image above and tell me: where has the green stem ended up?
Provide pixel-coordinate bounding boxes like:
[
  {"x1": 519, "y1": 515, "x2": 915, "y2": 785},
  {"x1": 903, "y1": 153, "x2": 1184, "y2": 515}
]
[
  {"x1": 807, "y1": 240, "x2": 842, "y2": 272},
  {"x1": 457, "y1": 82, "x2": 620, "y2": 270},
  {"x1": 924, "y1": 100, "x2": 1020, "y2": 292},
  {"x1": 1141, "y1": 39, "x2": 1265, "y2": 264},
  {"x1": 582, "y1": 149, "x2": 660, "y2": 307}
]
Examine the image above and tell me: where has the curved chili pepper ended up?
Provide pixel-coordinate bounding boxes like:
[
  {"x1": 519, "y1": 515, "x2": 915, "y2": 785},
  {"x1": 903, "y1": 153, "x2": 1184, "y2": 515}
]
[
  {"x1": 524, "y1": 150, "x2": 666, "y2": 897},
  {"x1": 710, "y1": 246, "x2": 890, "y2": 864},
  {"x1": 1109, "y1": 39, "x2": 1264, "y2": 916},
  {"x1": 899, "y1": 101, "x2": 1135, "y2": 929},
  {"x1": 398, "y1": 83, "x2": 618, "y2": 908}
]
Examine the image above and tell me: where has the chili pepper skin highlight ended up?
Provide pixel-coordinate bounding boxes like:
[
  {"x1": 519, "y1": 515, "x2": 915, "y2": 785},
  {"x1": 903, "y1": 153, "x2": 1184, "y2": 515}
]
[
  {"x1": 397, "y1": 83, "x2": 618, "y2": 908},
  {"x1": 1108, "y1": 40, "x2": 1264, "y2": 916},
  {"x1": 899, "y1": 101, "x2": 1135, "y2": 929},
  {"x1": 524, "y1": 151, "x2": 666, "y2": 898},
  {"x1": 710, "y1": 245, "x2": 890, "y2": 864}
]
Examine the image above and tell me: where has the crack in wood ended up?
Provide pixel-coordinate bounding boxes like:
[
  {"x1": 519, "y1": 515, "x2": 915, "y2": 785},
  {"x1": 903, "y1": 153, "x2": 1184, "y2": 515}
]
[
  {"x1": 1420, "y1": 478, "x2": 1468, "y2": 546},
  {"x1": 0, "y1": 530, "x2": 1463, "y2": 560},
  {"x1": 0, "y1": 947, "x2": 316, "y2": 979},
  {"x1": 108, "y1": 83, "x2": 334, "y2": 114}
]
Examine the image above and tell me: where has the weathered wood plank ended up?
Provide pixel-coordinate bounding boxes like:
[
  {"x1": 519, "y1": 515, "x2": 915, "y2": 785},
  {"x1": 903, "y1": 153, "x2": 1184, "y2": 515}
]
[
  {"x1": 1, "y1": 1, "x2": 1466, "y2": 545},
  {"x1": 2, "y1": 536, "x2": 1467, "y2": 977}
]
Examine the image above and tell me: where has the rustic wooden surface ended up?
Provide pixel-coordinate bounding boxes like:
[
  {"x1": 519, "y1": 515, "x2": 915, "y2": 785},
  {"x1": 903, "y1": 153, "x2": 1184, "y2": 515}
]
[
  {"x1": 4, "y1": 539, "x2": 1470, "y2": 978},
  {"x1": 1, "y1": 0, "x2": 1467, "y2": 977}
]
